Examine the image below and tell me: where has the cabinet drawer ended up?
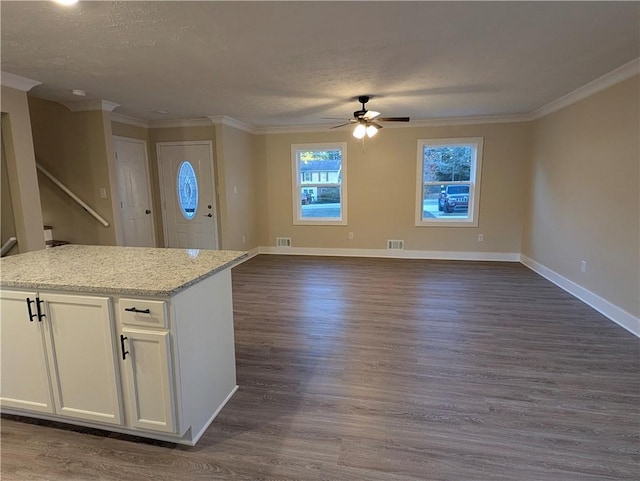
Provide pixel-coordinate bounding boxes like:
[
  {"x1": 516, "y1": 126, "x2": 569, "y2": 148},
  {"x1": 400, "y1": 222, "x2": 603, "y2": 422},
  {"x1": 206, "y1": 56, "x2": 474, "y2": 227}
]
[{"x1": 119, "y1": 298, "x2": 167, "y2": 328}]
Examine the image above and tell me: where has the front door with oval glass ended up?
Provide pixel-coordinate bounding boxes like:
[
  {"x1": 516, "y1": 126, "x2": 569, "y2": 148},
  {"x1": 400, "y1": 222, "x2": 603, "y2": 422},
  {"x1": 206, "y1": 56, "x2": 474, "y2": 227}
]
[{"x1": 157, "y1": 141, "x2": 219, "y2": 249}]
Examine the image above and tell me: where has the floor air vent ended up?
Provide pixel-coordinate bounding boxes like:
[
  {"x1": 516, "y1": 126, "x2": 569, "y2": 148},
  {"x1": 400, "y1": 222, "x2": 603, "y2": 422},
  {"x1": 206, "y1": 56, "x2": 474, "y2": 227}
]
[
  {"x1": 387, "y1": 239, "x2": 405, "y2": 250},
  {"x1": 276, "y1": 237, "x2": 292, "y2": 247}
]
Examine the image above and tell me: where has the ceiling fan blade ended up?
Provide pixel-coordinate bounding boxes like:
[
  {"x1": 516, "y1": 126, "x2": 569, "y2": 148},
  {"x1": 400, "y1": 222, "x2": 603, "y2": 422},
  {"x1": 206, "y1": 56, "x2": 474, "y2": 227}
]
[
  {"x1": 363, "y1": 110, "x2": 380, "y2": 120},
  {"x1": 369, "y1": 121, "x2": 383, "y2": 130},
  {"x1": 330, "y1": 122, "x2": 353, "y2": 129},
  {"x1": 376, "y1": 117, "x2": 410, "y2": 122}
]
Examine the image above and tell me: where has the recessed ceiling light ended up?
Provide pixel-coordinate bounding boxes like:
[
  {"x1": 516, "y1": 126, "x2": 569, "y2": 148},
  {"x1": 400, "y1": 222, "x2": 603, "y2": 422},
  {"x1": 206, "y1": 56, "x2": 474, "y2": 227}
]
[
  {"x1": 53, "y1": 0, "x2": 79, "y2": 6},
  {"x1": 71, "y1": 89, "x2": 86, "y2": 97}
]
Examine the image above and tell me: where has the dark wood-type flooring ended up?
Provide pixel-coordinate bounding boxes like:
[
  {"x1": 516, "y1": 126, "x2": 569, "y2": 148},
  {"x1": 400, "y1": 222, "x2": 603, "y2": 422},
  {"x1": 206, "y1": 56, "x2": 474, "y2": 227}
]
[{"x1": 2, "y1": 255, "x2": 639, "y2": 480}]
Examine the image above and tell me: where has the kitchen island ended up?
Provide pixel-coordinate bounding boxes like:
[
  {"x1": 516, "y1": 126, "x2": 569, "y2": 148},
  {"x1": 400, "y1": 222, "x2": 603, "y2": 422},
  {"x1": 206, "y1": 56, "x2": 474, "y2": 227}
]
[{"x1": 0, "y1": 245, "x2": 247, "y2": 445}]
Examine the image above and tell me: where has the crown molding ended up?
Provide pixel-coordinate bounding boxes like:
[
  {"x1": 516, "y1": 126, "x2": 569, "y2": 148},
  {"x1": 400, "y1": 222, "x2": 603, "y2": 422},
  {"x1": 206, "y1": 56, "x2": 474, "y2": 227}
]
[
  {"x1": 111, "y1": 112, "x2": 150, "y2": 128},
  {"x1": 1, "y1": 71, "x2": 41, "y2": 91},
  {"x1": 62, "y1": 99, "x2": 120, "y2": 112},
  {"x1": 148, "y1": 118, "x2": 213, "y2": 128},
  {"x1": 208, "y1": 115, "x2": 256, "y2": 134},
  {"x1": 527, "y1": 57, "x2": 640, "y2": 121}
]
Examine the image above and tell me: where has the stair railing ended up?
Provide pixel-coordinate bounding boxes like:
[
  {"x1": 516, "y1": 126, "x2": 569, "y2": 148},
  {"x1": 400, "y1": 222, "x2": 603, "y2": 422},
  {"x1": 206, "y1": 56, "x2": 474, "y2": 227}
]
[
  {"x1": 36, "y1": 162, "x2": 110, "y2": 227},
  {"x1": 1, "y1": 236, "x2": 17, "y2": 257}
]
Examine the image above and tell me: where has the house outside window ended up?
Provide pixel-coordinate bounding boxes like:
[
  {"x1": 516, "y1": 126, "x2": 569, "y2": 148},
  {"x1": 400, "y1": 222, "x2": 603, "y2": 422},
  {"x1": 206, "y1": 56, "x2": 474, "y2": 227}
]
[
  {"x1": 415, "y1": 137, "x2": 483, "y2": 227},
  {"x1": 292, "y1": 143, "x2": 347, "y2": 225}
]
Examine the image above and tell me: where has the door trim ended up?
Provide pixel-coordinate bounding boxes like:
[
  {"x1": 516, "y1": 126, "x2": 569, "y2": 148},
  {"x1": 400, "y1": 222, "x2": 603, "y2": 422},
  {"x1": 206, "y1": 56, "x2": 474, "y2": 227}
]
[
  {"x1": 113, "y1": 136, "x2": 156, "y2": 247},
  {"x1": 156, "y1": 141, "x2": 219, "y2": 249}
]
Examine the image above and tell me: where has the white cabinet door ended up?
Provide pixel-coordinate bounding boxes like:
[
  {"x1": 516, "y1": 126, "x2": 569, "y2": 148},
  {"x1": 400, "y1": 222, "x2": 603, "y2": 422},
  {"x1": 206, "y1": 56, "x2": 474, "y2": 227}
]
[
  {"x1": 42, "y1": 294, "x2": 122, "y2": 425},
  {"x1": 0, "y1": 291, "x2": 54, "y2": 413},
  {"x1": 120, "y1": 327, "x2": 176, "y2": 433}
]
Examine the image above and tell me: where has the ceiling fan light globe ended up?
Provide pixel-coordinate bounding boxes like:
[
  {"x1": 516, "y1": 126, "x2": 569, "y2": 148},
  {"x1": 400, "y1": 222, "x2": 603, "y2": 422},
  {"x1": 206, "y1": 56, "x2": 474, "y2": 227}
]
[
  {"x1": 353, "y1": 124, "x2": 367, "y2": 139},
  {"x1": 366, "y1": 125, "x2": 378, "y2": 138}
]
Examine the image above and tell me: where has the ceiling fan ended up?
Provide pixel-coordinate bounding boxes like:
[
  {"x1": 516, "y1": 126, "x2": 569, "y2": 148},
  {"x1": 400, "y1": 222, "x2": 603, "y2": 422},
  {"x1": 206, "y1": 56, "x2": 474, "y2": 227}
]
[{"x1": 330, "y1": 96, "x2": 410, "y2": 138}]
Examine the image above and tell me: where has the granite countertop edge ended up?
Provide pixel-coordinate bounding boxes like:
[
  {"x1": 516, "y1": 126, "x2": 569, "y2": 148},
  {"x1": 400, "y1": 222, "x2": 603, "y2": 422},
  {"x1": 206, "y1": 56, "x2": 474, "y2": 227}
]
[
  {"x1": 0, "y1": 258, "x2": 244, "y2": 297},
  {"x1": 0, "y1": 246, "x2": 249, "y2": 298}
]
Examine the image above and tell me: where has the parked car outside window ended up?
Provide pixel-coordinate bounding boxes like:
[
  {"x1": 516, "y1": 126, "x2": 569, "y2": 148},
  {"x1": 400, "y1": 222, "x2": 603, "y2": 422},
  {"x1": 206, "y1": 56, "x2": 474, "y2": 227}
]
[{"x1": 438, "y1": 184, "x2": 470, "y2": 213}]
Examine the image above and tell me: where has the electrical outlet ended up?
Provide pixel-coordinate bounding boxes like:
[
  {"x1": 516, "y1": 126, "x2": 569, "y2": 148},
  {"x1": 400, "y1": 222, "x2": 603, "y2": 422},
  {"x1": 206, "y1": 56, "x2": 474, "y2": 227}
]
[
  {"x1": 242, "y1": 235, "x2": 246, "y2": 244},
  {"x1": 580, "y1": 260, "x2": 587, "y2": 273},
  {"x1": 477, "y1": 234, "x2": 484, "y2": 242},
  {"x1": 348, "y1": 232, "x2": 354, "y2": 240},
  {"x1": 99, "y1": 188, "x2": 107, "y2": 199},
  {"x1": 233, "y1": 186, "x2": 238, "y2": 194}
]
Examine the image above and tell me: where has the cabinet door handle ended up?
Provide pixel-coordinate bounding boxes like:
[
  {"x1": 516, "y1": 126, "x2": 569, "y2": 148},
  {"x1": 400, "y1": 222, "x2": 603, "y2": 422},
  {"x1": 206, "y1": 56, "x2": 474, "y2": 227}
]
[
  {"x1": 120, "y1": 335, "x2": 129, "y2": 360},
  {"x1": 36, "y1": 297, "x2": 46, "y2": 322},
  {"x1": 124, "y1": 307, "x2": 151, "y2": 314},
  {"x1": 26, "y1": 298, "x2": 37, "y2": 322}
]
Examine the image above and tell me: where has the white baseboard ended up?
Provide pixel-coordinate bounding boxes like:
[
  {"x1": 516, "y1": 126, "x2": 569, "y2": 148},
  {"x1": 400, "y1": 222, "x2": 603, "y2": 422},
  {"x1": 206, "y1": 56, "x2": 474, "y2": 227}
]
[
  {"x1": 520, "y1": 255, "x2": 639, "y2": 338},
  {"x1": 258, "y1": 246, "x2": 520, "y2": 262}
]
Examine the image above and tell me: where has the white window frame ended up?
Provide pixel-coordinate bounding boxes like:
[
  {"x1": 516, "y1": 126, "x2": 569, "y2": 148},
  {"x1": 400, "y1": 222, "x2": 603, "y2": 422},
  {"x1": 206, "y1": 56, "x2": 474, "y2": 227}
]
[
  {"x1": 415, "y1": 137, "x2": 483, "y2": 227},
  {"x1": 291, "y1": 142, "x2": 347, "y2": 226}
]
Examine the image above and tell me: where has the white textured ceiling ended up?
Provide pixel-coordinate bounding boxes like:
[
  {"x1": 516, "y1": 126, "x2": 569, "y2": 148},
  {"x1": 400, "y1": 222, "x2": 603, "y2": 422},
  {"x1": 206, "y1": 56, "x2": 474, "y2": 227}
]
[{"x1": 1, "y1": 1, "x2": 639, "y2": 128}]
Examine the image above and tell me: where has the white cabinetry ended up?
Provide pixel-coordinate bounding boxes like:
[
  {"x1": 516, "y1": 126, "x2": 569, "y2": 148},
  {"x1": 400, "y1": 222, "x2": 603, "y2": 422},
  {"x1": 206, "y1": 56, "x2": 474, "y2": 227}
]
[
  {"x1": 118, "y1": 298, "x2": 177, "y2": 434},
  {"x1": 43, "y1": 293, "x2": 122, "y2": 425},
  {"x1": 0, "y1": 291, "x2": 54, "y2": 413},
  {"x1": 1, "y1": 267, "x2": 238, "y2": 445},
  {"x1": 0, "y1": 291, "x2": 122, "y2": 425}
]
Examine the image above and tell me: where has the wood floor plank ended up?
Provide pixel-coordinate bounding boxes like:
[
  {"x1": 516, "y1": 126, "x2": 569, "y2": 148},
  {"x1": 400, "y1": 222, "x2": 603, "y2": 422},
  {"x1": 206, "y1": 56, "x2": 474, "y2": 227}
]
[{"x1": 2, "y1": 255, "x2": 638, "y2": 480}]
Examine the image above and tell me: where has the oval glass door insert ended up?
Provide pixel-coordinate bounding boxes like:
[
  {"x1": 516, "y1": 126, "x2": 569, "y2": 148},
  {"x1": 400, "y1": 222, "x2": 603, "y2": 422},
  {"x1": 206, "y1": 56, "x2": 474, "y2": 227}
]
[{"x1": 177, "y1": 160, "x2": 198, "y2": 220}]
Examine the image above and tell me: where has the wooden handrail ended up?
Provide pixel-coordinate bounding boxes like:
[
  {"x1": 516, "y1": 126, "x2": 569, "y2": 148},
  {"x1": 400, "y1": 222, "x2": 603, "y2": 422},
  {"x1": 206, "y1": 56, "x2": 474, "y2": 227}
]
[{"x1": 36, "y1": 163, "x2": 110, "y2": 227}]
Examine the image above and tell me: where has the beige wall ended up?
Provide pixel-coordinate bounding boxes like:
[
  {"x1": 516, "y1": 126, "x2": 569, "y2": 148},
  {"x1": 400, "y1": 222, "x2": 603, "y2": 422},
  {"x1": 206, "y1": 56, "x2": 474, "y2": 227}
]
[
  {"x1": 261, "y1": 123, "x2": 530, "y2": 253},
  {"x1": 111, "y1": 121, "x2": 150, "y2": 143},
  {"x1": 214, "y1": 123, "x2": 260, "y2": 250},
  {"x1": 1, "y1": 128, "x2": 18, "y2": 254},
  {"x1": 29, "y1": 97, "x2": 117, "y2": 246},
  {"x1": 523, "y1": 76, "x2": 640, "y2": 317},
  {"x1": 253, "y1": 134, "x2": 269, "y2": 246},
  {"x1": 0, "y1": 86, "x2": 45, "y2": 253}
]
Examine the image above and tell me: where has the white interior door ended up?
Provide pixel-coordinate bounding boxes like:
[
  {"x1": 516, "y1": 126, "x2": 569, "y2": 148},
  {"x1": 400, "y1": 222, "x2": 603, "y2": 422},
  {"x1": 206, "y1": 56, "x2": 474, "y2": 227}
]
[
  {"x1": 157, "y1": 141, "x2": 218, "y2": 249},
  {"x1": 113, "y1": 137, "x2": 155, "y2": 247}
]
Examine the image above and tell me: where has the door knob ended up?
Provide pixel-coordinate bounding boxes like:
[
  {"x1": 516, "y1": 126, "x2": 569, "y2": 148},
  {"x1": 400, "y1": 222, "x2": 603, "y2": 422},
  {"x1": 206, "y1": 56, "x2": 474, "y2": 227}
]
[
  {"x1": 204, "y1": 213, "x2": 213, "y2": 218},
  {"x1": 145, "y1": 209, "x2": 151, "y2": 214}
]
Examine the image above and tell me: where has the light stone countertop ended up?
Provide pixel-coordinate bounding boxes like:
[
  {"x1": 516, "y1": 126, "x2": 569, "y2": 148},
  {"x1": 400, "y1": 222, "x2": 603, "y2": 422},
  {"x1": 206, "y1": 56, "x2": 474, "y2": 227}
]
[{"x1": 0, "y1": 245, "x2": 248, "y2": 297}]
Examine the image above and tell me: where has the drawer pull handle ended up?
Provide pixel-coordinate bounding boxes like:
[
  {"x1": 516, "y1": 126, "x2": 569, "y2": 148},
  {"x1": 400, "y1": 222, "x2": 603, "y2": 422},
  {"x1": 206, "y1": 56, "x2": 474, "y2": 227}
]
[
  {"x1": 124, "y1": 307, "x2": 151, "y2": 314},
  {"x1": 120, "y1": 335, "x2": 129, "y2": 360},
  {"x1": 26, "y1": 298, "x2": 37, "y2": 322}
]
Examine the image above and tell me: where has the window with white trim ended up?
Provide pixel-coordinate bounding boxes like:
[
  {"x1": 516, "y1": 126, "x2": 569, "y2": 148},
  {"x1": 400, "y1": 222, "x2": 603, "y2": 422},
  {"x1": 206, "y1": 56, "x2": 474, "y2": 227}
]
[
  {"x1": 415, "y1": 137, "x2": 483, "y2": 227},
  {"x1": 292, "y1": 143, "x2": 347, "y2": 225}
]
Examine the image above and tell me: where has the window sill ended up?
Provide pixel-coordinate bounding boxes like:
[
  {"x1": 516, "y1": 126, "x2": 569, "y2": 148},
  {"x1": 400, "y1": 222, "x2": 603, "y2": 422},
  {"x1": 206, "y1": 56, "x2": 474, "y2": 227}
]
[
  {"x1": 293, "y1": 219, "x2": 347, "y2": 226},
  {"x1": 415, "y1": 219, "x2": 479, "y2": 228}
]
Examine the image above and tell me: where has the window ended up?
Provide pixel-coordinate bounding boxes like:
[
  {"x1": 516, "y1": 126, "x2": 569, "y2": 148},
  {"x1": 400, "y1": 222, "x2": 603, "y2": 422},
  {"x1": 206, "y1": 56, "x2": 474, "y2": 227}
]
[
  {"x1": 292, "y1": 143, "x2": 347, "y2": 225},
  {"x1": 415, "y1": 137, "x2": 483, "y2": 227},
  {"x1": 177, "y1": 160, "x2": 198, "y2": 220}
]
